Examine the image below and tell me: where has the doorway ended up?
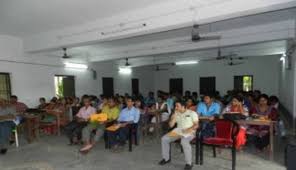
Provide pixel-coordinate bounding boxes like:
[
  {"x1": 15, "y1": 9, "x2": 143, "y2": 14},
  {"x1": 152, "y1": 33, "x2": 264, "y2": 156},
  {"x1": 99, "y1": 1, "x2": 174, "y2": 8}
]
[{"x1": 54, "y1": 75, "x2": 75, "y2": 97}]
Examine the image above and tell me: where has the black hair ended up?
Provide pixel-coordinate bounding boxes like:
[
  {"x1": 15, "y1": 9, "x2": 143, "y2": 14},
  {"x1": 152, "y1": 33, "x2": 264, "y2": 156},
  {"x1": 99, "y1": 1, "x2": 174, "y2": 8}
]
[
  {"x1": 126, "y1": 96, "x2": 134, "y2": 102},
  {"x1": 175, "y1": 100, "x2": 186, "y2": 107},
  {"x1": 269, "y1": 95, "x2": 279, "y2": 103},
  {"x1": 11, "y1": 95, "x2": 18, "y2": 99},
  {"x1": 192, "y1": 92, "x2": 198, "y2": 96},
  {"x1": 258, "y1": 94, "x2": 269, "y2": 101},
  {"x1": 232, "y1": 95, "x2": 244, "y2": 102},
  {"x1": 39, "y1": 97, "x2": 46, "y2": 102},
  {"x1": 203, "y1": 93, "x2": 214, "y2": 98}
]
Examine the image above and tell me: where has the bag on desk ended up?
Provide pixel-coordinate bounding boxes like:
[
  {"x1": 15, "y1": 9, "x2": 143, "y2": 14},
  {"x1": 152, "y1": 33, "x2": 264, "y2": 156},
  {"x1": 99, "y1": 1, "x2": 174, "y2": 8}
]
[{"x1": 285, "y1": 142, "x2": 296, "y2": 170}]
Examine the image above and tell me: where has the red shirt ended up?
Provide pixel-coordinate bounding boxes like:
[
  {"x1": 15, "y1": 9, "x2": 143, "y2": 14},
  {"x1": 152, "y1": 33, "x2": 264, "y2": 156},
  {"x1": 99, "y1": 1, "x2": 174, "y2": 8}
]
[{"x1": 12, "y1": 102, "x2": 28, "y2": 113}]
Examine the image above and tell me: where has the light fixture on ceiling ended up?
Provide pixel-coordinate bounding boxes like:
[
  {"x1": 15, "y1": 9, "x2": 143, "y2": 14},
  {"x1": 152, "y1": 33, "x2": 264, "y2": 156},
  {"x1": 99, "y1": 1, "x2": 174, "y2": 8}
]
[
  {"x1": 64, "y1": 62, "x2": 88, "y2": 69},
  {"x1": 101, "y1": 23, "x2": 147, "y2": 36},
  {"x1": 119, "y1": 67, "x2": 132, "y2": 74},
  {"x1": 175, "y1": 60, "x2": 199, "y2": 65}
]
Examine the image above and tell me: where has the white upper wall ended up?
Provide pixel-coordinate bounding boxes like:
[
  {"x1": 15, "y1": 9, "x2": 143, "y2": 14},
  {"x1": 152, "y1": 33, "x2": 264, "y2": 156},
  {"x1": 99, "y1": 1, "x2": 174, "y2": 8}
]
[
  {"x1": 92, "y1": 54, "x2": 280, "y2": 98},
  {"x1": 0, "y1": 35, "x2": 98, "y2": 107},
  {"x1": 279, "y1": 40, "x2": 296, "y2": 116},
  {"x1": 153, "y1": 55, "x2": 280, "y2": 96},
  {"x1": 93, "y1": 62, "x2": 154, "y2": 96}
]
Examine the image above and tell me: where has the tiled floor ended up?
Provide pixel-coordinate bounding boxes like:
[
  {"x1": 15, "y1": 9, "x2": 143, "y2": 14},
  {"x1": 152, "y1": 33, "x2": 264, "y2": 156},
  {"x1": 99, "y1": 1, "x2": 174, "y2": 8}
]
[{"x1": 0, "y1": 134, "x2": 287, "y2": 170}]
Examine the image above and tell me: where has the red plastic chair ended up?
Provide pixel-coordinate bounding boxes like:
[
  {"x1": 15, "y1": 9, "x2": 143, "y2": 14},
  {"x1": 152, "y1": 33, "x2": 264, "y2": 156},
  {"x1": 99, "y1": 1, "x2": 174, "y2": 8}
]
[{"x1": 197, "y1": 118, "x2": 239, "y2": 170}]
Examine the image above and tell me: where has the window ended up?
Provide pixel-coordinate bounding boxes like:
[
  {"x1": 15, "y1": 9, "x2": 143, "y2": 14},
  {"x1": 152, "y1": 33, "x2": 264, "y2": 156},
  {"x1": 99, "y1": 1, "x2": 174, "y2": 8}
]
[
  {"x1": 234, "y1": 75, "x2": 253, "y2": 92},
  {"x1": 0, "y1": 73, "x2": 11, "y2": 100},
  {"x1": 131, "y1": 78, "x2": 139, "y2": 95},
  {"x1": 169, "y1": 78, "x2": 183, "y2": 95},
  {"x1": 102, "y1": 77, "x2": 114, "y2": 97},
  {"x1": 54, "y1": 75, "x2": 75, "y2": 97},
  {"x1": 200, "y1": 77, "x2": 216, "y2": 95}
]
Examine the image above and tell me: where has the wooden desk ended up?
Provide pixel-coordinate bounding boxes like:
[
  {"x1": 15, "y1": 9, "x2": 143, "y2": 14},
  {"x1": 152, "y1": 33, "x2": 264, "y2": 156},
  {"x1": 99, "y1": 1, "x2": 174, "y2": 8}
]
[
  {"x1": 236, "y1": 119, "x2": 275, "y2": 160},
  {"x1": 199, "y1": 117, "x2": 275, "y2": 160},
  {"x1": 148, "y1": 110, "x2": 162, "y2": 137},
  {"x1": 24, "y1": 114, "x2": 40, "y2": 143}
]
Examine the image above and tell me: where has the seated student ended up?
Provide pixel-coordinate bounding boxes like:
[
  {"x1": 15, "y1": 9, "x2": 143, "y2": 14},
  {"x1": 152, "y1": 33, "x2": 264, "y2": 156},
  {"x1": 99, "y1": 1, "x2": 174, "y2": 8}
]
[
  {"x1": 144, "y1": 92, "x2": 156, "y2": 107},
  {"x1": 249, "y1": 94, "x2": 278, "y2": 151},
  {"x1": 97, "y1": 96, "x2": 107, "y2": 111},
  {"x1": 64, "y1": 97, "x2": 96, "y2": 145},
  {"x1": 153, "y1": 96, "x2": 171, "y2": 122},
  {"x1": 269, "y1": 95, "x2": 279, "y2": 109},
  {"x1": 246, "y1": 93, "x2": 256, "y2": 111},
  {"x1": 0, "y1": 99, "x2": 17, "y2": 154},
  {"x1": 149, "y1": 96, "x2": 172, "y2": 132},
  {"x1": 106, "y1": 97, "x2": 140, "y2": 151},
  {"x1": 196, "y1": 94, "x2": 221, "y2": 138},
  {"x1": 37, "y1": 97, "x2": 48, "y2": 110},
  {"x1": 117, "y1": 96, "x2": 126, "y2": 110},
  {"x1": 222, "y1": 95, "x2": 249, "y2": 150},
  {"x1": 71, "y1": 97, "x2": 81, "y2": 108},
  {"x1": 80, "y1": 97, "x2": 120, "y2": 152},
  {"x1": 186, "y1": 98, "x2": 196, "y2": 111},
  {"x1": 101, "y1": 97, "x2": 120, "y2": 123},
  {"x1": 10, "y1": 95, "x2": 28, "y2": 113},
  {"x1": 159, "y1": 100, "x2": 198, "y2": 170},
  {"x1": 135, "y1": 98, "x2": 145, "y2": 114},
  {"x1": 191, "y1": 92, "x2": 199, "y2": 104},
  {"x1": 183, "y1": 90, "x2": 191, "y2": 102}
]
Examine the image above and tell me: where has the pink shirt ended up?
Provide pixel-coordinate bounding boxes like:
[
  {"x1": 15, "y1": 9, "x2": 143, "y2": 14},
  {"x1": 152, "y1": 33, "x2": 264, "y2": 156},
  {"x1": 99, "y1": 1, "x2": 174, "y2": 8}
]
[{"x1": 76, "y1": 106, "x2": 96, "y2": 120}]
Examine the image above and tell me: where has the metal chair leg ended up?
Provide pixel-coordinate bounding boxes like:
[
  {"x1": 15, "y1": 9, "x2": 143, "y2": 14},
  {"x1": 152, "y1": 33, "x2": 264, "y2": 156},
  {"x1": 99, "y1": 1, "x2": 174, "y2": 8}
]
[
  {"x1": 232, "y1": 146, "x2": 236, "y2": 170},
  {"x1": 15, "y1": 128, "x2": 19, "y2": 148},
  {"x1": 200, "y1": 143, "x2": 204, "y2": 165},
  {"x1": 196, "y1": 139, "x2": 200, "y2": 165},
  {"x1": 213, "y1": 146, "x2": 216, "y2": 157},
  {"x1": 129, "y1": 127, "x2": 132, "y2": 152}
]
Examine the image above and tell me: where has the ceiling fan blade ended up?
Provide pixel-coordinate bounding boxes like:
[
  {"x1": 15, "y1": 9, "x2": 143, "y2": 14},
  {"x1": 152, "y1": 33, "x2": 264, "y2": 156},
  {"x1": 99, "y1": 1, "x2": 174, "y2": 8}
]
[
  {"x1": 228, "y1": 62, "x2": 244, "y2": 66},
  {"x1": 174, "y1": 38, "x2": 193, "y2": 44},
  {"x1": 231, "y1": 56, "x2": 248, "y2": 60},
  {"x1": 198, "y1": 35, "x2": 221, "y2": 41}
]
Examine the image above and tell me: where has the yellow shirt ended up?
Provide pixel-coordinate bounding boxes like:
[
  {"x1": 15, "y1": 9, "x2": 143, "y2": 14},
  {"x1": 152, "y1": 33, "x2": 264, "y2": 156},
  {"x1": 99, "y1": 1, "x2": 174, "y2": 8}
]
[
  {"x1": 176, "y1": 109, "x2": 199, "y2": 129},
  {"x1": 102, "y1": 105, "x2": 120, "y2": 121}
]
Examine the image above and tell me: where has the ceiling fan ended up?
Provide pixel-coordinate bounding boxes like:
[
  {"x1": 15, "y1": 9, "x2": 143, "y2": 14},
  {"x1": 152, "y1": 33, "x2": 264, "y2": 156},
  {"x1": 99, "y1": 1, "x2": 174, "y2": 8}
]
[
  {"x1": 124, "y1": 58, "x2": 131, "y2": 67},
  {"x1": 176, "y1": 24, "x2": 221, "y2": 43},
  {"x1": 227, "y1": 58, "x2": 244, "y2": 66},
  {"x1": 202, "y1": 47, "x2": 248, "y2": 62},
  {"x1": 62, "y1": 48, "x2": 71, "y2": 59}
]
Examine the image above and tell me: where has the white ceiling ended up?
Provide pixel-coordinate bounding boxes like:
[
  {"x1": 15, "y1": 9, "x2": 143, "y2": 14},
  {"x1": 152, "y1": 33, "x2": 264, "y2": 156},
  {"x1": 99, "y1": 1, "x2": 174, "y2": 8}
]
[
  {"x1": 32, "y1": 8, "x2": 293, "y2": 66},
  {"x1": 0, "y1": 0, "x2": 169, "y2": 36},
  {"x1": 1, "y1": 1, "x2": 294, "y2": 68}
]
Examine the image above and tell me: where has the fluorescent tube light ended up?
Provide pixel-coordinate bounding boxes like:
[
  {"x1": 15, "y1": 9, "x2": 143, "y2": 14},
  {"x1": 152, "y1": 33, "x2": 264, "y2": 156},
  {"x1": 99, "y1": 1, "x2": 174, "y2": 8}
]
[
  {"x1": 65, "y1": 62, "x2": 88, "y2": 69},
  {"x1": 119, "y1": 67, "x2": 132, "y2": 74},
  {"x1": 175, "y1": 60, "x2": 198, "y2": 65}
]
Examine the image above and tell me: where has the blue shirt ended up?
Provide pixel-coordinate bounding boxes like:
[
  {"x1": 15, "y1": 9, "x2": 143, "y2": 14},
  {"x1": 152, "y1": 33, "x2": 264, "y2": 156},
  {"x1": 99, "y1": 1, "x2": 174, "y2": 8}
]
[
  {"x1": 118, "y1": 106, "x2": 140, "y2": 123},
  {"x1": 166, "y1": 98, "x2": 174, "y2": 109},
  {"x1": 197, "y1": 102, "x2": 221, "y2": 117},
  {"x1": 144, "y1": 97, "x2": 156, "y2": 106}
]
